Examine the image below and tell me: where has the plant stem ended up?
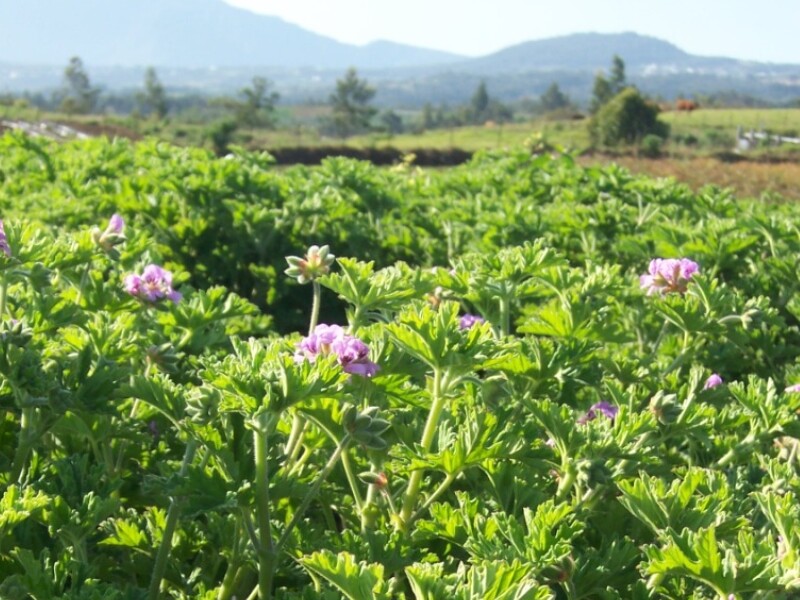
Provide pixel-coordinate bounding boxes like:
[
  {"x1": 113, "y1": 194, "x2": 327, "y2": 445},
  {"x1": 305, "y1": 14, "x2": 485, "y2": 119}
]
[
  {"x1": 253, "y1": 412, "x2": 276, "y2": 600},
  {"x1": 275, "y1": 436, "x2": 350, "y2": 554},
  {"x1": 147, "y1": 438, "x2": 198, "y2": 600},
  {"x1": 284, "y1": 415, "x2": 306, "y2": 469},
  {"x1": 409, "y1": 472, "x2": 457, "y2": 525},
  {"x1": 217, "y1": 522, "x2": 244, "y2": 600},
  {"x1": 498, "y1": 294, "x2": 511, "y2": 337},
  {"x1": 309, "y1": 280, "x2": 321, "y2": 335},
  {"x1": 360, "y1": 459, "x2": 382, "y2": 532},
  {"x1": 399, "y1": 368, "x2": 446, "y2": 529},
  {"x1": 11, "y1": 405, "x2": 35, "y2": 484},
  {"x1": 75, "y1": 261, "x2": 91, "y2": 307},
  {"x1": 555, "y1": 461, "x2": 577, "y2": 502},
  {"x1": 0, "y1": 276, "x2": 8, "y2": 317},
  {"x1": 340, "y1": 449, "x2": 365, "y2": 512}
]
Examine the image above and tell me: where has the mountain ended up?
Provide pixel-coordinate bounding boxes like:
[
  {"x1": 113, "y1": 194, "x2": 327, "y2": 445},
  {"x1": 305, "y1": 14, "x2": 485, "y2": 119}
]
[
  {"x1": 0, "y1": 0, "x2": 463, "y2": 69},
  {"x1": 0, "y1": 1, "x2": 798, "y2": 107},
  {"x1": 460, "y1": 32, "x2": 691, "y2": 72}
]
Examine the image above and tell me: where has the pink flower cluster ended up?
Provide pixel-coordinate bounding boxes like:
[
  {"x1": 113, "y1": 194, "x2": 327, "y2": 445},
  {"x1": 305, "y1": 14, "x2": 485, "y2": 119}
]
[
  {"x1": 124, "y1": 264, "x2": 182, "y2": 304},
  {"x1": 459, "y1": 313, "x2": 485, "y2": 330},
  {"x1": 640, "y1": 258, "x2": 699, "y2": 295},
  {"x1": 577, "y1": 401, "x2": 619, "y2": 425},
  {"x1": 295, "y1": 324, "x2": 379, "y2": 378}
]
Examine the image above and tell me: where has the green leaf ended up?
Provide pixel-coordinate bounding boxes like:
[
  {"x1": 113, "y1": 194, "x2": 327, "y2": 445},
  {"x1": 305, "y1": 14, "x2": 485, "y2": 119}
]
[{"x1": 299, "y1": 550, "x2": 390, "y2": 600}]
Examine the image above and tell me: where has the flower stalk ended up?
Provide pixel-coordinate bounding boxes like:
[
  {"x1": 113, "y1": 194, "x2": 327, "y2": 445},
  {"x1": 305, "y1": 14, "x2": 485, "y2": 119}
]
[
  {"x1": 399, "y1": 368, "x2": 446, "y2": 529},
  {"x1": 253, "y1": 412, "x2": 276, "y2": 600}
]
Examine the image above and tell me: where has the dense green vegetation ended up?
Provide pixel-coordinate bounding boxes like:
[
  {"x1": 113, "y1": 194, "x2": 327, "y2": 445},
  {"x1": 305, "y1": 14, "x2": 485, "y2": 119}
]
[{"x1": 0, "y1": 133, "x2": 799, "y2": 598}]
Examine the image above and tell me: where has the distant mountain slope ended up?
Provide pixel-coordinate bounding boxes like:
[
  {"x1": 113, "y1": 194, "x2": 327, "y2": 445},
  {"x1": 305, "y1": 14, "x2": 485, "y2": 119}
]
[
  {"x1": 465, "y1": 32, "x2": 689, "y2": 71},
  {"x1": 0, "y1": 0, "x2": 463, "y2": 68},
  {"x1": 457, "y1": 31, "x2": 744, "y2": 73}
]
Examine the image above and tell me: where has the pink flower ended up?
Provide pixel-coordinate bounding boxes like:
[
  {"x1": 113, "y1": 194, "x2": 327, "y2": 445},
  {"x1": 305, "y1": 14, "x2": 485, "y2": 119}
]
[
  {"x1": 459, "y1": 314, "x2": 485, "y2": 330},
  {"x1": 108, "y1": 213, "x2": 124, "y2": 234},
  {"x1": 295, "y1": 324, "x2": 345, "y2": 360},
  {"x1": 295, "y1": 324, "x2": 379, "y2": 378},
  {"x1": 577, "y1": 401, "x2": 619, "y2": 425},
  {"x1": 124, "y1": 264, "x2": 181, "y2": 304},
  {"x1": 704, "y1": 374, "x2": 723, "y2": 389},
  {"x1": 785, "y1": 384, "x2": 800, "y2": 393},
  {"x1": 640, "y1": 258, "x2": 699, "y2": 295}
]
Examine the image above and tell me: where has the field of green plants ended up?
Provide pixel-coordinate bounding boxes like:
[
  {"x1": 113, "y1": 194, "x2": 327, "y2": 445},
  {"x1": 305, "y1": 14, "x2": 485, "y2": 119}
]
[{"x1": 0, "y1": 131, "x2": 799, "y2": 599}]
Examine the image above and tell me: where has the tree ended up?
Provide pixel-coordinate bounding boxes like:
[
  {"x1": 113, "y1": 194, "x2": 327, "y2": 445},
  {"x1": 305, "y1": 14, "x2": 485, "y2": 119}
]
[
  {"x1": 60, "y1": 56, "x2": 98, "y2": 114},
  {"x1": 379, "y1": 110, "x2": 404, "y2": 135},
  {"x1": 589, "y1": 87, "x2": 669, "y2": 147},
  {"x1": 204, "y1": 119, "x2": 238, "y2": 155},
  {"x1": 421, "y1": 103, "x2": 437, "y2": 130},
  {"x1": 470, "y1": 80, "x2": 490, "y2": 123},
  {"x1": 138, "y1": 67, "x2": 168, "y2": 119},
  {"x1": 589, "y1": 73, "x2": 613, "y2": 115},
  {"x1": 539, "y1": 82, "x2": 571, "y2": 112},
  {"x1": 329, "y1": 68, "x2": 376, "y2": 137},
  {"x1": 236, "y1": 77, "x2": 279, "y2": 128},
  {"x1": 610, "y1": 55, "x2": 626, "y2": 94},
  {"x1": 589, "y1": 55, "x2": 626, "y2": 115}
]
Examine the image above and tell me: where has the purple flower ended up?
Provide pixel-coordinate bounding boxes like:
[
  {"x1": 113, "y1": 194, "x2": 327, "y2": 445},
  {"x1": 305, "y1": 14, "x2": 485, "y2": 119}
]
[
  {"x1": 124, "y1": 264, "x2": 181, "y2": 304},
  {"x1": 785, "y1": 384, "x2": 800, "y2": 393},
  {"x1": 295, "y1": 324, "x2": 379, "y2": 378},
  {"x1": 639, "y1": 258, "x2": 699, "y2": 295},
  {"x1": 0, "y1": 220, "x2": 11, "y2": 258},
  {"x1": 704, "y1": 373, "x2": 723, "y2": 389},
  {"x1": 295, "y1": 324, "x2": 346, "y2": 361},
  {"x1": 459, "y1": 314, "x2": 485, "y2": 330},
  {"x1": 331, "y1": 335, "x2": 380, "y2": 377},
  {"x1": 577, "y1": 401, "x2": 619, "y2": 425},
  {"x1": 108, "y1": 213, "x2": 124, "y2": 234}
]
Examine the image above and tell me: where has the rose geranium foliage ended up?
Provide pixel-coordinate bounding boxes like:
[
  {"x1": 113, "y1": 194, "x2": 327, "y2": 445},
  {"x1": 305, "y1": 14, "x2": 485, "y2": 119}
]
[{"x1": 0, "y1": 133, "x2": 798, "y2": 599}]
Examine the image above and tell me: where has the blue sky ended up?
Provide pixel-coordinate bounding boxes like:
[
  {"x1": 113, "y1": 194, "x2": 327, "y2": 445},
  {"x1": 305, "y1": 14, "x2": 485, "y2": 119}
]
[{"x1": 224, "y1": 0, "x2": 800, "y2": 63}]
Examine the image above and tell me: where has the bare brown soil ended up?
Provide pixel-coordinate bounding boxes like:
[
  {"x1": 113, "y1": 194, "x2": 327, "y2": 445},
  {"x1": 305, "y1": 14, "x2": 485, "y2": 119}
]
[{"x1": 578, "y1": 155, "x2": 800, "y2": 202}]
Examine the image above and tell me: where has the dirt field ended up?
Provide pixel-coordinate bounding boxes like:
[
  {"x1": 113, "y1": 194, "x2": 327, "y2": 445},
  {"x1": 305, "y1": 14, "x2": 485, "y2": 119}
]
[{"x1": 579, "y1": 155, "x2": 800, "y2": 202}]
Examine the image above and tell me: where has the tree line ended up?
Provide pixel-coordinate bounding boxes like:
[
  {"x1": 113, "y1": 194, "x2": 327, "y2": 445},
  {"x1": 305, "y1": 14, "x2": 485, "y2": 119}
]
[{"x1": 3, "y1": 54, "x2": 678, "y2": 155}]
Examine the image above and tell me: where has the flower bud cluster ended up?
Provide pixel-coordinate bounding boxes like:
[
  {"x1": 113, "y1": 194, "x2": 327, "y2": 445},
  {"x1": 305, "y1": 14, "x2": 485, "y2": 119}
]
[
  {"x1": 285, "y1": 245, "x2": 335, "y2": 284},
  {"x1": 91, "y1": 213, "x2": 126, "y2": 253}
]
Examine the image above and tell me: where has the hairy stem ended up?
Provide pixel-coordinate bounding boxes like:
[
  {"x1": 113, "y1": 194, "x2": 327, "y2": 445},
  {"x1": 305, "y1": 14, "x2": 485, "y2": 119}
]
[
  {"x1": 399, "y1": 368, "x2": 445, "y2": 529},
  {"x1": 275, "y1": 435, "x2": 350, "y2": 554},
  {"x1": 147, "y1": 438, "x2": 198, "y2": 600},
  {"x1": 340, "y1": 449, "x2": 365, "y2": 513},
  {"x1": 253, "y1": 412, "x2": 276, "y2": 600},
  {"x1": 11, "y1": 405, "x2": 35, "y2": 484}
]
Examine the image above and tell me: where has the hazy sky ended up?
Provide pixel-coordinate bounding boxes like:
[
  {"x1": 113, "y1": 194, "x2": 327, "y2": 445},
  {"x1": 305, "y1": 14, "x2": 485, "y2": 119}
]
[{"x1": 223, "y1": 0, "x2": 800, "y2": 64}]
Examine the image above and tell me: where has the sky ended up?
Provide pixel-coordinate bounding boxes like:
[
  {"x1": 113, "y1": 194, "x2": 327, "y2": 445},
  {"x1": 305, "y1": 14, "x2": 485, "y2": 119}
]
[{"x1": 223, "y1": 0, "x2": 800, "y2": 64}]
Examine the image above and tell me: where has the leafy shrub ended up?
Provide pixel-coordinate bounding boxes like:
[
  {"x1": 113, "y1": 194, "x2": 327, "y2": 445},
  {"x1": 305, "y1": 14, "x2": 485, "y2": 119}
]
[
  {"x1": 589, "y1": 87, "x2": 670, "y2": 147},
  {"x1": 640, "y1": 133, "x2": 665, "y2": 157}
]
